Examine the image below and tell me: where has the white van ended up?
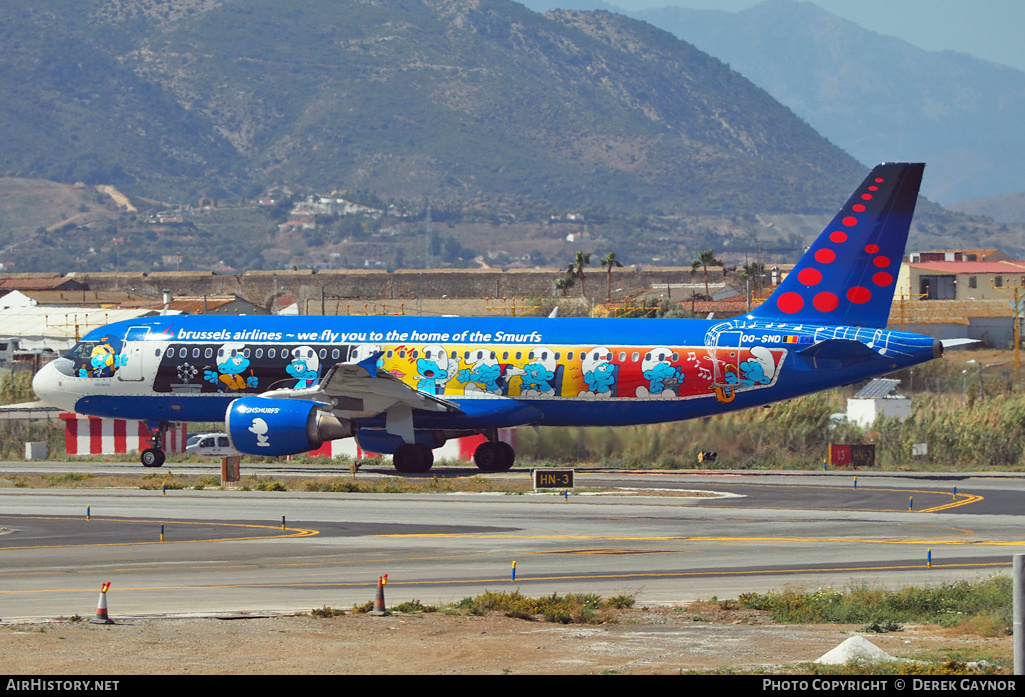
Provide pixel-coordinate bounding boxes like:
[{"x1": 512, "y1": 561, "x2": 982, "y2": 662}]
[{"x1": 185, "y1": 433, "x2": 239, "y2": 457}]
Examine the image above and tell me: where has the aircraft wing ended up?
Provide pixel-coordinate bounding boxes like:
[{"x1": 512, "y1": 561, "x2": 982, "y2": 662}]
[{"x1": 260, "y1": 352, "x2": 458, "y2": 417}]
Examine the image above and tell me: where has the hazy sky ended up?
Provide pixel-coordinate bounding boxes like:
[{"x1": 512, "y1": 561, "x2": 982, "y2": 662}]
[{"x1": 614, "y1": 0, "x2": 1025, "y2": 73}]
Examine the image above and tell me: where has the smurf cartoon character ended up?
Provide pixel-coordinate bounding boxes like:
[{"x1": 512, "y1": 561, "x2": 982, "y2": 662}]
[
  {"x1": 205, "y1": 343, "x2": 258, "y2": 393},
  {"x1": 458, "y1": 349, "x2": 506, "y2": 395},
  {"x1": 578, "y1": 347, "x2": 617, "y2": 399},
  {"x1": 78, "y1": 343, "x2": 121, "y2": 378},
  {"x1": 635, "y1": 347, "x2": 684, "y2": 399},
  {"x1": 725, "y1": 346, "x2": 776, "y2": 388},
  {"x1": 520, "y1": 347, "x2": 558, "y2": 397},
  {"x1": 286, "y1": 345, "x2": 320, "y2": 389},
  {"x1": 416, "y1": 345, "x2": 458, "y2": 395},
  {"x1": 249, "y1": 417, "x2": 270, "y2": 447}
]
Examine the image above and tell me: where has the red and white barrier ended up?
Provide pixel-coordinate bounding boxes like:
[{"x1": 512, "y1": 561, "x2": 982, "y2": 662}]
[
  {"x1": 307, "y1": 429, "x2": 516, "y2": 462},
  {"x1": 61, "y1": 413, "x2": 187, "y2": 456}
]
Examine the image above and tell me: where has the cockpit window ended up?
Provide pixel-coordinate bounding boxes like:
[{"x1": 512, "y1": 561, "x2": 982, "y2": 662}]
[{"x1": 65, "y1": 342, "x2": 99, "y2": 359}]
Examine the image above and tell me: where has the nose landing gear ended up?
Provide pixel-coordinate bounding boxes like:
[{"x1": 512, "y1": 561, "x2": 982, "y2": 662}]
[{"x1": 140, "y1": 421, "x2": 169, "y2": 467}]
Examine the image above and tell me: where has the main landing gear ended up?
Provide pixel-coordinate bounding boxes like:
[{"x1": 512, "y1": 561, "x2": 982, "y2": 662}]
[
  {"x1": 473, "y1": 434, "x2": 515, "y2": 472},
  {"x1": 393, "y1": 443, "x2": 434, "y2": 474},
  {"x1": 390, "y1": 433, "x2": 516, "y2": 473},
  {"x1": 140, "y1": 421, "x2": 168, "y2": 468}
]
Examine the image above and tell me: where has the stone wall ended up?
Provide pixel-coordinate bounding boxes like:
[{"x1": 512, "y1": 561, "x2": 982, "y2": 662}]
[{"x1": 61, "y1": 267, "x2": 698, "y2": 311}]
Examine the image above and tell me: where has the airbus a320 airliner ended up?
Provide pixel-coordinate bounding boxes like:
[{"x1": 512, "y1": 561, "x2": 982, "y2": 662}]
[{"x1": 33, "y1": 163, "x2": 941, "y2": 473}]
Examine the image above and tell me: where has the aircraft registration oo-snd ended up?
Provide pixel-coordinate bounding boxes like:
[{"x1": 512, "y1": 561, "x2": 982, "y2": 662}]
[{"x1": 33, "y1": 163, "x2": 943, "y2": 473}]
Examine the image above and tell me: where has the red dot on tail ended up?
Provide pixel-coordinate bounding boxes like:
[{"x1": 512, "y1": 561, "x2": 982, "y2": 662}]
[
  {"x1": 777, "y1": 292, "x2": 804, "y2": 314},
  {"x1": 873, "y1": 256, "x2": 890, "y2": 268},
  {"x1": 861, "y1": 194, "x2": 873, "y2": 201},
  {"x1": 875, "y1": 178, "x2": 884, "y2": 183},
  {"x1": 873, "y1": 272, "x2": 894, "y2": 286},
  {"x1": 815, "y1": 249, "x2": 836, "y2": 264},
  {"x1": 842, "y1": 216, "x2": 858, "y2": 227},
  {"x1": 847, "y1": 286, "x2": 871, "y2": 304},
  {"x1": 798, "y1": 268, "x2": 822, "y2": 286},
  {"x1": 813, "y1": 292, "x2": 839, "y2": 312},
  {"x1": 852, "y1": 204, "x2": 866, "y2": 212},
  {"x1": 829, "y1": 231, "x2": 847, "y2": 243},
  {"x1": 868, "y1": 185, "x2": 879, "y2": 191},
  {"x1": 865, "y1": 244, "x2": 880, "y2": 253}
]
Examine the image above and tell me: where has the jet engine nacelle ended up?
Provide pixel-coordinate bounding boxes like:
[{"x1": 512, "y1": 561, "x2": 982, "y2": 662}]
[{"x1": 226, "y1": 397, "x2": 355, "y2": 456}]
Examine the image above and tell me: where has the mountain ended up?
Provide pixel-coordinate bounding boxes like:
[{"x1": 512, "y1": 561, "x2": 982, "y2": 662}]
[
  {"x1": 631, "y1": 0, "x2": 1025, "y2": 205},
  {"x1": 0, "y1": 0, "x2": 865, "y2": 216},
  {"x1": 949, "y1": 192, "x2": 1025, "y2": 225}
]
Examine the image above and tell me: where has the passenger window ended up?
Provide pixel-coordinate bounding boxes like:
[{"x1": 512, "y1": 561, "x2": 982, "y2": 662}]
[
  {"x1": 256, "y1": 348, "x2": 264, "y2": 359},
  {"x1": 205, "y1": 348, "x2": 213, "y2": 359},
  {"x1": 268, "y1": 349, "x2": 276, "y2": 359},
  {"x1": 179, "y1": 348, "x2": 187, "y2": 358}
]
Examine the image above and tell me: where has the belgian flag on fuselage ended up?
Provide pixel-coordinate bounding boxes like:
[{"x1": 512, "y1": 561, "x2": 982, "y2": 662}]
[{"x1": 749, "y1": 163, "x2": 924, "y2": 329}]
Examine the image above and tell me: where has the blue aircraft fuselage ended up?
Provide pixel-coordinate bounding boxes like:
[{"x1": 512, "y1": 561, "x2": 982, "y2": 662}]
[{"x1": 37, "y1": 313, "x2": 939, "y2": 427}]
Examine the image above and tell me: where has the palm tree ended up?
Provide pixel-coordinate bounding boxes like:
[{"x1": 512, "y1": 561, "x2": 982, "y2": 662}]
[
  {"x1": 554, "y1": 276, "x2": 573, "y2": 297},
  {"x1": 600, "y1": 251, "x2": 623, "y2": 302},
  {"x1": 566, "y1": 251, "x2": 591, "y2": 298},
  {"x1": 739, "y1": 261, "x2": 766, "y2": 311},
  {"x1": 691, "y1": 249, "x2": 722, "y2": 297}
]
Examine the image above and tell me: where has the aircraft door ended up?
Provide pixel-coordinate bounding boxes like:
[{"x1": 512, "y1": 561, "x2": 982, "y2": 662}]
[{"x1": 117, "y1": 326, "x2": 150, "y2": 382}]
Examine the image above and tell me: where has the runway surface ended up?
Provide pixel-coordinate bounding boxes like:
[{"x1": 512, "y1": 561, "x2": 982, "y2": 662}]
[{"x1": 1, "y1": 466, "x2": 1024, "y2": 620}]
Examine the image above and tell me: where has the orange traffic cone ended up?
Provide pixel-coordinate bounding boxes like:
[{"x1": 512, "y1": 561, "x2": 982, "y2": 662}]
[
  {"x1": 90, "y1": 582, "x2": 114, "y2": 624},
  {"x1": 369, "y1": 575, "x2": 390, "y2": 616}
]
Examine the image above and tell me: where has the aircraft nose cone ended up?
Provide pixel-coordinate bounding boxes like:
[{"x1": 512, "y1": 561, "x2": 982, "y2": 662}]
[{"x1": 32, "y1": 361, "x2": 75, "y2": 411}]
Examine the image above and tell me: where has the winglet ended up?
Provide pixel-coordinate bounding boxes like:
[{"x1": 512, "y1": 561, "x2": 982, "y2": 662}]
[
  {"x1": 749, "y1": 163, "x2": 924, "y2": 328},
  {"x1": 355, "y1": 351, "x2": 383, "y2": 377}
]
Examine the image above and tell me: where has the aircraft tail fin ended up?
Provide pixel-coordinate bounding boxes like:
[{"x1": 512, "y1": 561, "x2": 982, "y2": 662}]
[{"x1": 749, "y1": 162, "x2": 924, "y2": 328}]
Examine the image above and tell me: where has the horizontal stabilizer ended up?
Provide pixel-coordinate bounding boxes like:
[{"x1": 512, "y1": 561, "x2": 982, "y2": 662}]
[{"x1": 940, "y1": 338, "x2": 980, "y2": 350}]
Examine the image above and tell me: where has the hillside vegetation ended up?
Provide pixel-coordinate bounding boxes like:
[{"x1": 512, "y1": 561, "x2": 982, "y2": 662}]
[{"x1": 0, "y1": 0, "x2": 863, "y2": 213}]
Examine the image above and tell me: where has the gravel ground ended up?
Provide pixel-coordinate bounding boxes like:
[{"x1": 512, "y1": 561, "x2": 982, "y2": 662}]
[{"x1": 0, "y1": 605, "x2": 1011, "y2": 675}]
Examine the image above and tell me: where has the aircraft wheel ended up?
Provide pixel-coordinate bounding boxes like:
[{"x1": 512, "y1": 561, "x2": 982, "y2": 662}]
[
  {"x1": 497, "y1": 442, "x2": 515, "y2": 470},
  {"x1": 141, "y1": 448, "x2": 165, "y2": 468},
  {"x1": 474, "y1": 442, "x2": 513, "y2": 472},
  {"x1": 415, "y1": 443, "x2": 434, "y2": 472},
  {"x1": 393, "y1": 443, "x2": 433, "y2": 473}
]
